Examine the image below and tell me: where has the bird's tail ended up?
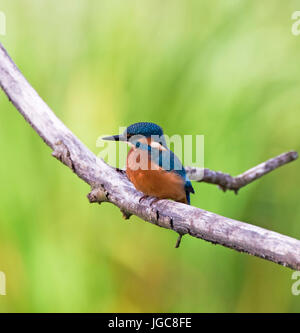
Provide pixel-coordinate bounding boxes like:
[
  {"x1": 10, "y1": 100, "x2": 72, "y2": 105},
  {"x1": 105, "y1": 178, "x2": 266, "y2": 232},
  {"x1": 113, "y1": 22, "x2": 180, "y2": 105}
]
[
  {"x1": 185, "y1": 191, "x2": 191, "y2": 205},
  {"x1": 184, "y1": 179, "x2": 194, "y2": 205}
]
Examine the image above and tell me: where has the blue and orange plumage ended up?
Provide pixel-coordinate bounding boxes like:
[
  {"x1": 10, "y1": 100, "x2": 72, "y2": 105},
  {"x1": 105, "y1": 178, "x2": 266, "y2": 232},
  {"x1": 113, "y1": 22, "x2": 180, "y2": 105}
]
[{"x1": 103, "y1": 122, "x2": 195, "y2": 205}]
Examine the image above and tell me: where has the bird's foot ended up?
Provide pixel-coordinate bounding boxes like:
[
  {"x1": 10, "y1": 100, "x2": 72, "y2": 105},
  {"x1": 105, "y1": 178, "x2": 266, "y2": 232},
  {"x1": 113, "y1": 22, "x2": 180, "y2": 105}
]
[
  {"x1": 139, "y1": 195, "x2": 150, "y2": 203},
  {"x1": 149, "y1": 197, "x2": 162, "y2": 206},
  {"x1": 139, "y1": 195, "x2": 162, "y2": 206},
  {"x1": 115, "y1": 167, "x2": 126, "y2": 174}
]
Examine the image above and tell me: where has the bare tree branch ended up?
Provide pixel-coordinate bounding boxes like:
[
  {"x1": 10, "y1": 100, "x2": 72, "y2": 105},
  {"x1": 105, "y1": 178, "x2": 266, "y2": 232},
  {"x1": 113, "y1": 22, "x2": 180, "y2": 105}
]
[
  {"x1": 1, "y1": 42, "x2": 299, "y2": 270},
  {"x1": 185, "y1": 151, "x2": 298, "y2": 193}
]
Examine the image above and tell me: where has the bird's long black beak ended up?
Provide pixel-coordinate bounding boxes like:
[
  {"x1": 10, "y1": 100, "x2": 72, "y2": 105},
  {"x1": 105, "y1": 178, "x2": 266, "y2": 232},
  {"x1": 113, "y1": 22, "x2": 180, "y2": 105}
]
[{"x1": 102, "y1": 134, "x2": 126, "y2": 141}]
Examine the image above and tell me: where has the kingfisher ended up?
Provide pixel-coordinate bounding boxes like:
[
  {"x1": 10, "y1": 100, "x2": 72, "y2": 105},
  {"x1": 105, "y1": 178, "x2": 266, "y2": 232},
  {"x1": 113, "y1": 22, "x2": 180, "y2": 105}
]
[{"x1": 102, "y1": 122, "x2": 195, "y2": 205}]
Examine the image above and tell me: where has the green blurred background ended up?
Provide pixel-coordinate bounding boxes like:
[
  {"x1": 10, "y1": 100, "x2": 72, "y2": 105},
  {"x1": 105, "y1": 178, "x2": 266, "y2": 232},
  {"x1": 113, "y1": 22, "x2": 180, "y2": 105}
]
[{"x1": 0, "y1": 0, "x2": 300, "y2": 313}]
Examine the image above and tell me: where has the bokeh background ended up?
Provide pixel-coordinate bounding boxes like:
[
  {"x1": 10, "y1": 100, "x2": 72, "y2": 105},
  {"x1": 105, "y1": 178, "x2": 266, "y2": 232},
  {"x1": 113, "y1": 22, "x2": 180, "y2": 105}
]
[{"x1": 0, "y1": 0, "x2": 300, "y2": 313}]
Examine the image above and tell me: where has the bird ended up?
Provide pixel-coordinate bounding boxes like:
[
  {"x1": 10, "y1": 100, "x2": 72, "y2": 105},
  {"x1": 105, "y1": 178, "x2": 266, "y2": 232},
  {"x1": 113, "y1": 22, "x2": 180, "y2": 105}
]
[{"x1": 102, "y1": 122, "x2": 195, "y2": 205}]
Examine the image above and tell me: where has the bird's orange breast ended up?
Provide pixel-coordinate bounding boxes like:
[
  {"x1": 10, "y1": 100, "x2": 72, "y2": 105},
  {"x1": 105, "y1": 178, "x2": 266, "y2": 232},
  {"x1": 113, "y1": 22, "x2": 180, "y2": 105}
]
[{"x1": 126, "y1": 147, "x2": 187, "y2": 204}]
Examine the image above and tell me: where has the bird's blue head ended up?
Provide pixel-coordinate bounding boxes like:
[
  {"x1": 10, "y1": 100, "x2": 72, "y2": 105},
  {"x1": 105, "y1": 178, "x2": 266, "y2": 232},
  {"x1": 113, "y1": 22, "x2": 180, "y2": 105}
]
[{"x1": 102, "y1": 122, "x2": 167, "y2": 147}]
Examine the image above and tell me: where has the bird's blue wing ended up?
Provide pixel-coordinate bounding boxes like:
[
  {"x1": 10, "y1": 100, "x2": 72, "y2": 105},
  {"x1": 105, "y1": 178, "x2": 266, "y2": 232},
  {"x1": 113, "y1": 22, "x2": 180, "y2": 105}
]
[{"x1": 135, "y1": 142, "x2": 195, "y2": 203}]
